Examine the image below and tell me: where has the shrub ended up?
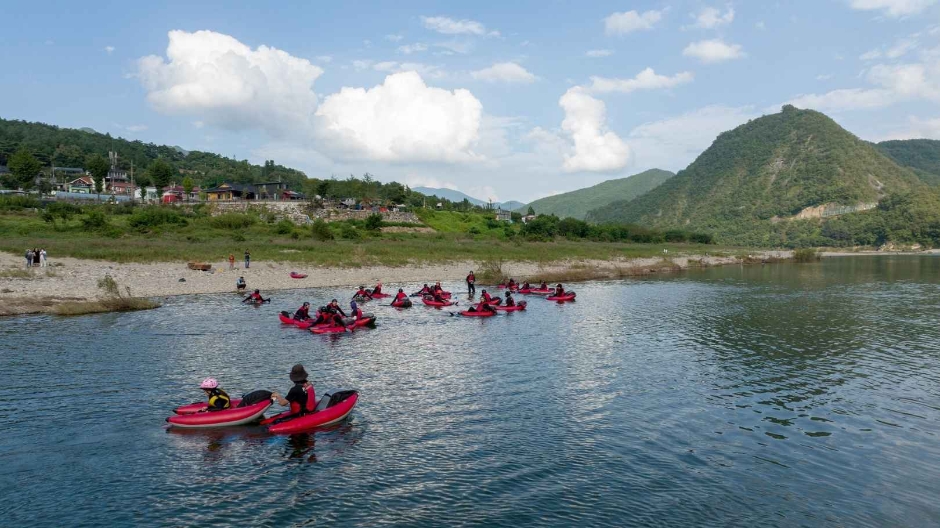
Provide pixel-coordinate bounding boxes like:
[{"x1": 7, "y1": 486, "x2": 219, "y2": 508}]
[
  {"x1": 231, "y1": 233, "x2": 246, "y2": 242},
  {"x1": 365, "y1": 213, "x2": 384, "y2": 231},
  {"x1": 311, "y1": 219, "x2": 334, "y2": 241},
  {"x1": 274, "y1": 219, "x2": 295, "y2": 235},
  {"x1": 664, "y1": 230, "x2": 688, "y2": 243},
  {"x1": 340, "y1": 223, "x2": 362, "y2": 240},
  {"x1": 81, "y1": 210, "x2": 110, "y2": 230},
  {"x1": 210, "y1": 213, "x2": 256, "y2": 230},
  {"x1": 794, "y1": 248, "x2": 820, "y2": 262},
  {"x1": 129, "y1": 207, "x2": 187, "y2": 229},
  {"x1": 0, "y1": 195, "x2": 41, "y2": 211},
  {"x1": 478, "y1": 258, "x2": 507, "y2": 284},
  {"x1": 689, "y1": 232, "x2": 714, "y2": 244}
]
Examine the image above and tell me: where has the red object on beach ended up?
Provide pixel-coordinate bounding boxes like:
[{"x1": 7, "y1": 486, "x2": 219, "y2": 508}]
[
  {"x1": 264, "y1": 391, "x2": 359, "y2": 434},
  {"x1": 166, "y1": 400, "x2": 271, "y2": 428},
  {"x1": 422, "y1": 298, "x2": 455, "y2": 307},
  {"x1": 458, "y1": 309, "x2": 497, "y2": 317},
  {"x1": 290, "y1": 272, "x2": 307, "y2": 279},
  {"x1": 546, "y1": 292, "x2": 577, "y2": 302}
]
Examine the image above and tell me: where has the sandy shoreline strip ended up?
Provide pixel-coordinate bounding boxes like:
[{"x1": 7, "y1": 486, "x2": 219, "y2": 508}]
[{"x1": 6, "y1": 248, "x2": 927, "y2": 317}]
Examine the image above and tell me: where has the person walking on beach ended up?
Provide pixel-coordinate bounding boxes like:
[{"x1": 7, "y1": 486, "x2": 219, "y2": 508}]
[
  {"x1": 40, "y1": 248, "x2": 47, "y2": 268},
  {"x1": 228, "y1": 253, "x2": 235, "y2": 270},
  {"x1": 466, "y1": 271, "x2": 476, "y2": 296},
  {"x1": 244, "y1": 249, "x2": 251, "y2": 269}
]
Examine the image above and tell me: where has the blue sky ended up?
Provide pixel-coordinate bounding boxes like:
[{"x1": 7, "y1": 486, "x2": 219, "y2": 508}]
[{"x1": 2, "y1": 0, "x2": 938, "y2": 202}]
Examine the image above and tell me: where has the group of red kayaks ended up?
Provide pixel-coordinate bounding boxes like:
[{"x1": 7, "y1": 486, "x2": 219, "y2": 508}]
[
  {"x1": 166, "y1": 390, "x2": 359, "y2": 434},
  {"x1": 278, "y1": 312, "x2": 376, "y2": 333}
]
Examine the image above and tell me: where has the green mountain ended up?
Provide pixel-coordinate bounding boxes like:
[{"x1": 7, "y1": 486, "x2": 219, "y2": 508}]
[
  {"x1": 0, "y1": 117, "x2": 307, "y2": 189},
  {"x1": 875, "y1": 139, "x2": 940, "y2": 186},
  {"x1": 522, "y1": 169, "x2": 674, "y2": 219},
  {"x1": 586, "y1": 106, "x2": 931, "y2": 247},
  {"x1": 412, "y1": 186, "x2": 525, "y2": 210}
]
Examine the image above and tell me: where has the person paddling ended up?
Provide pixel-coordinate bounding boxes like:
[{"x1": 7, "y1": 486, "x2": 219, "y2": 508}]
[
  {"x1": 394, "y1": 288, "x2": 408, "y2": 302},
  {"x1": 480, "y1": 289, "x2": 494, "y2": 303},
  {"x1": 321, "y1": 299, "x2": 347, "y2": 326},
  {"x1": 521, "y1": 281, "x2": 531, "y2": 290},
  {"x1": 507, "y1": 278, "x2": 517, "y2": 291},
  {"x1": 412, "y1": 283, "x2": 431, "y2": 296},
  {"x1": 353, "y1": 286, "x2": 373, "y2": 300},
  {"x1": 504, "y1": 291, "x2": 516, "y2": 307},
  {"x1": 271, "y1": 364, "x2": 315, "y2": 417},
  {"x1": 554, "y1": 283, "x2": 565, "y2": 296},
  {"x1": 242, "y1": 289, "x2": 269, "y2": 304},
  {"x1": 466, "y1": 271, "x2": 476, "y2": 295},
  {"x1": 293, "y1": 302, "x2": 311, "y2": 321},
  {"x1": 539, "y1": 281, "x2": 548, "y2": 290},
  {"x1": 350, "y1": 300, "x2": 364, "y2": 320},
  {"x1": 372, "y1": 282, "x2": 384, "y2": 295},
  {"x1": 200, "y1": 378, "x2": 231, "y2": 411}
]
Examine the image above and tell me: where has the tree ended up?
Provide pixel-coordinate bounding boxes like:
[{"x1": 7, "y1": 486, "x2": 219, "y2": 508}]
[
  {"x1": 136, "y1": 175, "x2": 150, "y2": 203},
  {"x1": 527, "y1": 206, "x2": 535, "y2": 216},
  {"x1": 7, "y1": 147, "x2": 43, "y2": 190},
  {"x1": 53, "y1": 144, "x2": 85, "y2": 167},
  {"x1": 85, "y1": 154, "x2": 109, "y2": 202},
  {"x1": 148, "y1": 159, "x2": 174, "y2": 191},
  {"x1": 182, "y1": 176, "x2": 195, "y2": 202}
]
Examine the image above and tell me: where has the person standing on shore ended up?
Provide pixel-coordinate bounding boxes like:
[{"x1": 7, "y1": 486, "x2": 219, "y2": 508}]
[
  {"x1": 466, "y1": 271, "x2": 475, "y2": 296},
  {"x1": 244, "y1": 249, "x2": 250, "y2": 269},
  {"x1": 25, "y1": 248, "x2": 33, "y2": 268},
  {"x1": 228, "y1": 253, "x2": 235, "y2": 270},
  {"x1": 39, "y1": 248, "x2": 46, "y2": 267}
]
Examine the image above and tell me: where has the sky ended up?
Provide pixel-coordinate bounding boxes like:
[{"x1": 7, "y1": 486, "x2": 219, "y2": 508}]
[{"x1": 2, "y1": 0, "x2": 939, "y2": 202}]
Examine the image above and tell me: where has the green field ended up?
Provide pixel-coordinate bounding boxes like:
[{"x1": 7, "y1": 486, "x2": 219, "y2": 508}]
[{"x1": 0, "y1": 202, "x2": 731, "y2": 266}]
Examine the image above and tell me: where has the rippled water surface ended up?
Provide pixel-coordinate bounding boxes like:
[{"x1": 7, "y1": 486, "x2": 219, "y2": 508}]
[{"x1": 2, "y1": 256, "x2": 940, "y2": 527}]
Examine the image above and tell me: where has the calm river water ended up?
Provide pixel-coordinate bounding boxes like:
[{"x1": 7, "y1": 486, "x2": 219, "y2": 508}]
[{"x1": 2, "y1": 256, "x2": 939, "y2": 527}]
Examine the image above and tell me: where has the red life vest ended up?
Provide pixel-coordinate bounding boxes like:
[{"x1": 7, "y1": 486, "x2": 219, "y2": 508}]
[
  {"x1": 395, "y1": 292, "x2": 406, "y2": 301},
  {"x1": 482, "y1": 292, "x2": 492, "y2": 301}
]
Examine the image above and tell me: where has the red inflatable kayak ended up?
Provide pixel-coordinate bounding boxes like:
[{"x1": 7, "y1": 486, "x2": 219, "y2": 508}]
[
  {"x1": 391, "y1": 298, "x2": 413, "y2": 308},
  {"x1": 279, "y1": 313, "x2": 315, "y2": 329},
  {"x1": 459, "y1": 309, "x2": 497, "y2": 317},
  {"x1": 369, "y1": 292, "x2": 390, "y2": 298},
  {"x1": 480, "y1": 297, "x2": 502, "y2": 305},
  {"x1": 520, "y1": 288, "x2": 552, "y2": 295},
  {"x1": 166, "y1": 400, "x2": 272, "y2": 428},
  {"x1": 311, "y1": 324, "x2": 352, "y2": 334},
  {"x1": 423, "y1": 298, "x2": 455, "y2": 307},
  {"x1": 493, "y1": 302, "x2": 526, "y2": 311},
  {"x1": 289, "y1": 272, "x2": 307, "y2": 279},
  {"x1": 546, "y1": 292, "x2": 576, "y2": 302},
  {"x1": 265, "y1": 390, "x2": 359, "y2": 434},
  {"x1": 174, "y1": 399, "x2": 244, "y2": 415}
]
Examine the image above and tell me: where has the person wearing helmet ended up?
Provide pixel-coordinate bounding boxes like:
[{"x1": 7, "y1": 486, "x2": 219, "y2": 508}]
[
  {"x1": 242, "y1": 289, "x2": 269, "y2": 304},
  {"x1": 350, "y1": 300, "x2": 364, "y2": 320},
  {"x1": 480, "y1": 289, "x2": 494, "y2": 303},
  {"x1": 293, "y1": 302, "x2": 311, "y2": 321},
  {"x1": 504, "y1": 290, "x2": 516, "y2": 307},
  {"x1": 322, "y1": 299, "x2": 348, "y2": 326},
  {"x1": 432, "y1": 281, "x2": 444, "y2": 294},
  {"x1": 554, "y1": 284, "x2": 565, "y2": 296},
  {"x1": 394, "y1": 288, "x2": 408, "y2": 302},
  {"x1": 200, "y1": 378, "x2": 231, "y2": 411},
  {"x1": 372, "y1": 282, "x2": 383, "y2": 295},
  {"x1": 272, "y1": 364, "x2": 316, "y2": 417},
  {"x1": 353, "y1": 286, "x2": 373, "y2": 300},
  {"x1": 539, "y1": 281, "x2": 548, "y2": 290},
  {"x1": 520, "y1": 281, "x2": 531, "y2": 290},
  {"x1": 507, "y1": 278, "x2": 517, "y2": 291},
  {"x1": 412, "y1": 283, "x2": 431, "y2": 296}
]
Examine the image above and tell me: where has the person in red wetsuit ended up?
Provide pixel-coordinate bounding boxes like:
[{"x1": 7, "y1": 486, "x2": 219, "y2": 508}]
[
  {"x1": 521, "y1": 281, "x2": 531, "y2": 290},
  {"x1": 539, "y1": 281, "x2": 548, "y2": 290},
  {"x1": 293, "y1": 302, "x2": 311, "y2": 321},
  {"x1": 272, "y1": 364, "x2": 316, "y2": 416},
  {"x1": 394, "y1": 289, "x2": 408, "y2": 302},
  {"x1": 350, "y1": 300, "x2": 364, "y2": 320},
  {"x1": 466, "y1": 271, "x2": 476, "y2": 295},
  {"x1": 412, "y1": 284, "x2": 431, "y2": 296},
  {"x1": 353, "y1": 286, "x2": 373, "y2": 300},
  {"x1": 372, "y1": 282, "x2": 383, "y2": 295},
  {"x1": 480, "y1": 289, "x2": 494, "y2": 303},
  {"x1": 507, "y1": 278, "x2": 517, "y2": 291},
  {"x1": 242, "y1": 289, "x2": 269, "y2": 304},
  {"x1": 432, "y1": 282, "x2": 444, "y2": 295},
  {"x1": 504, "y1": 291, "x2": 516, "y2": 307},
  {"x1": 554, "y1": 284, "x2": 565, "y2": 296}
]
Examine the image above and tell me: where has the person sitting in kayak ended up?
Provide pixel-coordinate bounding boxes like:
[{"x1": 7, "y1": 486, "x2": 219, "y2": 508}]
[
  {"x1": 539, "y1": 281, "x2": 548, "y2": 290},
  {"x1": 350, "y1": 300, "x2": 364, "y2": 320},
  {"x1": 412, "y1": 283, "x2": 431, "y2": 296},
  {"x1": 272, "y1": 364, "x2": 316, "y2": 417},
  {"x1": 468, "y1": 302, "x2": 497, "y2": 314},
  {"x1": 432, "y1": 282, "x2": 444, "y2": 294},
  {"x1": 394, "y1": 288, "x2": 408, "y2": 302},
  {"x1": 200, "y1": 377, "x2": 231, "y2": 411},
  {"x1": 480, "y1": 289, "x2": 494, "y2": 303},
  {"x1": 293, "y1": 302, "x2": 311, "y2": 321},
  {"x1": 521, "y1": 281, "x2": 531, "y2": 290},
  {"x1": 353, "y1": 286, "x2": 373, "y2": 300},
  {"x1": 242, "y1": 289, "x2": 269, "y2": 303},
  {"x1": 507, "y1": 278, "x2": 517, "y2": 290},
  {"x1": 236, "y1": 276, "x2": 246, "y2": 292},
  {"x1": 322, "y1": 299, "x2": 348, "y2": 326},
  {"x1": 504, "y1": 291, "x2": 516, "y2": 307},
  {"x1": 372, "y1": 282, "x2": 383, "y2": 295},
  {"x1": 554, "y1": 284, "x2": 565, "y2": 296}
]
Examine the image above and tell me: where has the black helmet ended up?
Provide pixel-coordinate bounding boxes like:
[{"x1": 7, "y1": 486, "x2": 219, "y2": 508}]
[
  {"x1": 254, "y1": 289, "x2": 260, "y2": 293},
  {"x1": 505, "y1": 291, "x2": 511, "y2": 296},
  {"x1": 398, "y1": 288, "x2": 404, "y2": 293},
  {"x1": 303, "y1": 302, "x2": 310, "y2": 307},
  {"x1": 331, "y1": 298, "x2": 338, "y2": 303}
]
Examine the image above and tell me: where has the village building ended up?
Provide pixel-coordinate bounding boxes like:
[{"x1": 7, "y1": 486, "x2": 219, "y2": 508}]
[
  {"x1": 495, "y1": 208, "x2": 513, "y2": 223},
  {"x1": 67, "y1": 176, "x2": 95, "y2": 194},
  {"x1": 204, "y1": 181, "x2": 303, "y2": 201}
]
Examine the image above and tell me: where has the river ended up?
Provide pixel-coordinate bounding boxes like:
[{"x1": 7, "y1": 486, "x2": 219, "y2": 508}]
[{"x1": 1, "y1": 256, "x2": 939, "y2": 527}]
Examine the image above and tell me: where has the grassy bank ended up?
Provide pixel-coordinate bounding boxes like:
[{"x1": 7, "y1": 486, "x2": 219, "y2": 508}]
[{"x1": 0, "y1": 207, "x2": 738, "y2": 266}]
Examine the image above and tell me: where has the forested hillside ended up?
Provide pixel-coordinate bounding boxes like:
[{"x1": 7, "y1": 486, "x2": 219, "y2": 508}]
[
  {"x1": 523, "y1": 169, "x2": 673, "y2": 220},
  {"x1": 875, "y1": 139, "x2": 940, "y2": 186}
]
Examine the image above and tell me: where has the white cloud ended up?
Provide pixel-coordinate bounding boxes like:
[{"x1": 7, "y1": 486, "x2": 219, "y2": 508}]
[
  {"x1": 315, "y1": 55, "x2": 332, "y2": 63},
  {"x1": 586, "y1": 49, "x2": 613, "y2": 57},
  {"x1": 880, "y1": 115, "x2": 940, "y2": 139},
  {"x1": 372, "y1": 61, "x2": 446, "y2": 79},
  {"x1": 786, "y1": 61, "x2": 940, "y2": 113},
  {"x1": 683, "y1": 39, "x2": 746, "y2": 63},
  {"x1": 137, "y1": 30, "x2": 323, "y2": 137},
  {"x1": 471, "y1": 62, "x2": 537, "y2": 83},
  {"x1": 784, "y1": 88, "x2": 898, "y2": 111},
  {"x1": 104, "y1": 46, "x2": 115, "y2": 55},
  {"x1": 558, "y1": 88, "x2": 630, "y2": 172},
  {"x1": 434, "y1": 40, "x2": 473, "y2": 55},
  {"x1": 689, "y1": 7, "x2": 735, "y2": 29},
  {"x1": 847, "y1": 0, "x2": 937, "y2": 17},
  {"x1": 385, "y1": 34, "x2": 404, "y2": 42},
  {"x1": 626, "y1": 105, "x2": 756, "y2": 171},
  {"x1": 588, "y1": 67, "x2": 694, "y2": 94},
  {"x1": 861, "y1": 49, "x2": 883, "y2": 60},
  {"x1": 314, "y1": 71, "x2": 483, "y2": 163},
  {"x1": 352, "y1": 59, "x2": 374, "y2": 70},
  {"x1": 604, "y1": 10, "x2": 664, "y2": 35},
  {"x1": 421, "y1": 16, "x2": 498, "y2": 36},
  {"x1": 398, "y1": 43, "x2": 428, "y2": 54},
  {"x1": 862, "y1": 35, "x2": 921, "y2": 60}
]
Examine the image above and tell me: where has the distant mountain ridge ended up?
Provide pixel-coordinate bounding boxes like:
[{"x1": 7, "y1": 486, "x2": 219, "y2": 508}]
[
  {"x1": 521, "y1": 169, "x2": 674, "y2": 220},
  {"x1": 412, "y1": 186, "x2": 525, "y2": 210},
  {"x1": 586, "y1": 106, "x2": 926, "y2": 246},
  {"x1": 875, "y1": 139, "x2": 940, "y2": 187}
]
